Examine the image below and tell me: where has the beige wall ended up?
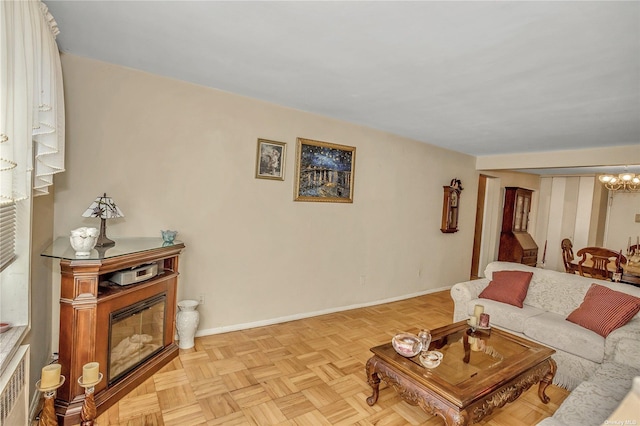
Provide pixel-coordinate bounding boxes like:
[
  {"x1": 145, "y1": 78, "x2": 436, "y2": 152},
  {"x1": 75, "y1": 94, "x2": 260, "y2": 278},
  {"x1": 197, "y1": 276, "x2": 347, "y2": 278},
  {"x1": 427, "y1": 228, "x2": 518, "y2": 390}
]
[
  {"x1": 28, "y1": 193, "x2": 54, "y2": 398},
  {"x1": 605, "y1": 192, "x2": 640, "y2": 253},
  {"x1": 476, "y1": 145, "x2": 640, "y2": 170},
  {"x1": 51, "y1": 54, "x2": 478, "y2": 335},
  {"x1": 480, "y1": 170, "x2": 541, "y2": 191}
]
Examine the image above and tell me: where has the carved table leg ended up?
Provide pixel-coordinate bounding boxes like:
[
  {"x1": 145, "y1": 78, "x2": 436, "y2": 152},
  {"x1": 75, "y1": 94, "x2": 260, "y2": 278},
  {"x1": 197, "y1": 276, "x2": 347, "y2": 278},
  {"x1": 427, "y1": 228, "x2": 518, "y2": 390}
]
[
  {"x1": 442, "y1": 408, "x2": 469, "y2": 426},
  {"x1": 538, "y1": 358, "x2": 557, "y2": 404},
  {"x1": 365, "y1": 357, "x2": 381, "y2": 406}
]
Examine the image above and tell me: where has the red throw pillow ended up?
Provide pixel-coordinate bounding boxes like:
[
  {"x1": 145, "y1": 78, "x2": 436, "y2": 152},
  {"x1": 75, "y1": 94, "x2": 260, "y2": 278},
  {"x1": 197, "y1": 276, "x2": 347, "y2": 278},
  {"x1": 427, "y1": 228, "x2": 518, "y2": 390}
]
[
  {"x1": 478, "y1": 270, "x2": 533, "y2": 308},
  {"x1": 566, "y1": 284, "x2": 640, "y2": 337}
]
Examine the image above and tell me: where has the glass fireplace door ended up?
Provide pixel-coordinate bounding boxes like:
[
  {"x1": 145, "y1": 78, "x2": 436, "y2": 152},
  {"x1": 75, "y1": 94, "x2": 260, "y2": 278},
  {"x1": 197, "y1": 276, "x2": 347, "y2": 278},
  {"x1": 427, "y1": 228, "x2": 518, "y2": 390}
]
[{"x1": 108, "y1": 294, "x2": 166, "y2": 384}]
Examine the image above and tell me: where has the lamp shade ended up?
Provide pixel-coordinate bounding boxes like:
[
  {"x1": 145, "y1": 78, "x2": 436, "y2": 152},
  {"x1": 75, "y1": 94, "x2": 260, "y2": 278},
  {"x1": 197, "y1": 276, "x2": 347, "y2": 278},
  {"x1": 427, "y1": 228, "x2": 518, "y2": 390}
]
[
  {"x1": 81, "y1": 193, "x2": 123, "y2": 247},
  {"x1": 82, "y1": 193, "x2": 124, "y2": 219}
]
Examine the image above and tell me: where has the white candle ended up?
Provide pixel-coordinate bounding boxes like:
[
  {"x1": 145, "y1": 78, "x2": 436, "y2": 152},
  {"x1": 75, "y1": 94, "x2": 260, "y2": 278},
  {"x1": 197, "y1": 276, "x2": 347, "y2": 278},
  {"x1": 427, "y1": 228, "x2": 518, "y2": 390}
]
[
  {"x1": 82, "y1": 362, "x2": 99, "y2": 384},
  {"x1": 468, "y1": 316, "x2": 477, "y2": 327},
  {"x1": 474, "y1": 304, "x2": 484, "y2": 318},
  {"x1": 41, "y1": 364, "x2": 61, "y2": 388}
]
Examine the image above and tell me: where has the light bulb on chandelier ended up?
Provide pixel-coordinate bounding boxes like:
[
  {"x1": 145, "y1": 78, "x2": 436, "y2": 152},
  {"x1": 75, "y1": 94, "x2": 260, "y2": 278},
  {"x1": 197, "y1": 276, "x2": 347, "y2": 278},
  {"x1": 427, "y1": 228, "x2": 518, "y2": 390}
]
[{"x1": 598, "y1": 169, "x2": 640, "y2": 192}]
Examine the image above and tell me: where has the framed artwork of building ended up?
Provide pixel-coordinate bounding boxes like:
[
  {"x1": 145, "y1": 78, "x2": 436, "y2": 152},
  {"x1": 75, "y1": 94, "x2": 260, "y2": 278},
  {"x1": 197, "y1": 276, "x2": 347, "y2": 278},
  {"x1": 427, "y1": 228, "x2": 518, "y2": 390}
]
[{"x1": 294, "y1": 138, "x2": 355, "y2": 203}]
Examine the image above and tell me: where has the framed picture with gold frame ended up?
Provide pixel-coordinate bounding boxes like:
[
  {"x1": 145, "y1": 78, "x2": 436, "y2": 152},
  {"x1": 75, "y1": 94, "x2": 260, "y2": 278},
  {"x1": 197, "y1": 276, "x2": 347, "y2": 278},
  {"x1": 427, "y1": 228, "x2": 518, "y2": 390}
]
[
  {"x1": 255, "y1": 139, "x2": 286, "y2": 180},
  {"x1": 294, "y1": 138, "x2": 355, "y2": 203}
]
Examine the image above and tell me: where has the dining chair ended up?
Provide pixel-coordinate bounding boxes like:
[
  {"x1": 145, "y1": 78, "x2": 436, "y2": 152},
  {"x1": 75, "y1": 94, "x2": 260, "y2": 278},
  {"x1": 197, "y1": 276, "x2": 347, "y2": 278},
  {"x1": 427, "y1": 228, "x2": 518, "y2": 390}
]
[
  {"x1": 575, "y1": 247, "x2": 626, "y2": 280},
  {"x1": 561, "y1": 239, "x2": 579, "y2": 274}
]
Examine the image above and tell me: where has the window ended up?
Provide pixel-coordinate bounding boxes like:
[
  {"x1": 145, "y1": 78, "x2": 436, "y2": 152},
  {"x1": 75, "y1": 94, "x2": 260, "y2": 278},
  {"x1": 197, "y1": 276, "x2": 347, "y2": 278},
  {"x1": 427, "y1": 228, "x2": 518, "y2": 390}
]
[{"x1": 0, "y1": 202, "x2": 16, "y2": 272}]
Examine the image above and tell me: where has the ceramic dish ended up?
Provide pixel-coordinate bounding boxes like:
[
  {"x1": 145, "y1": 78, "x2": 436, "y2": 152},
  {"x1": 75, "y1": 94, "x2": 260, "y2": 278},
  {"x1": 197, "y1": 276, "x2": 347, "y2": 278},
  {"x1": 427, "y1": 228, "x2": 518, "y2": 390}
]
[
  {"x1": 392, "y1": 333, "x2": 422, "y2": 357},
  {"x1": 0, "y1": 322, "x2": 10, "y2": 333},
  {"x1": 420, "y1": 350, "x2": 443, "y2": 368}
]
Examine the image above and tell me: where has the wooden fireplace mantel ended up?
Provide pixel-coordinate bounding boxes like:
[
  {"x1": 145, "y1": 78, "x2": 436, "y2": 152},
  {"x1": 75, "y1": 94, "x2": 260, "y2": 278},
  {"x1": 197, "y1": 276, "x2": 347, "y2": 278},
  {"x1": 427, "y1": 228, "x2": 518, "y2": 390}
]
[{"x1": 42, "y1": 237, "x2": 185, "y2": 425}]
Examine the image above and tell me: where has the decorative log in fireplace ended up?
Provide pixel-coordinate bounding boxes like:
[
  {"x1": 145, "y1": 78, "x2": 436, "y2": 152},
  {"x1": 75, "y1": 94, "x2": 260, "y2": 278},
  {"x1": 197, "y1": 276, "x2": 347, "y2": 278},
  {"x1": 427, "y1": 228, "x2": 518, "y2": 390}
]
[{"x1": 42, "y1": 238, "x2": 185, "y2": 426}]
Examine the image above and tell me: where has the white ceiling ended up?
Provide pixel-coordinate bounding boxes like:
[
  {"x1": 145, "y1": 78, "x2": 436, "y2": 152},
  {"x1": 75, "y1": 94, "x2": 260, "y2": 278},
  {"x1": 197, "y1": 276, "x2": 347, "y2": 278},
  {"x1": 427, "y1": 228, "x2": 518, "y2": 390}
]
[{"x1": 46, "y1": 1, "x2": 639, "y2": 163}]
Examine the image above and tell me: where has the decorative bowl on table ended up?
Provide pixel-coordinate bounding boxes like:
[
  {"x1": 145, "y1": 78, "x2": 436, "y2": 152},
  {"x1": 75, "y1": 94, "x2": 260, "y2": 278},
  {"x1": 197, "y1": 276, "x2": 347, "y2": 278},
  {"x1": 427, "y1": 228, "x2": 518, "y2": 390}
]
[
  {"x1": 392, "y1": 333, "x2": 422, "y2": 357},
  {"x1": 420, "y1": 350, "x2": 443, "y2": 368},
  {"x1": 69, "y1": 227, "x2": 98, "y2": 256}
]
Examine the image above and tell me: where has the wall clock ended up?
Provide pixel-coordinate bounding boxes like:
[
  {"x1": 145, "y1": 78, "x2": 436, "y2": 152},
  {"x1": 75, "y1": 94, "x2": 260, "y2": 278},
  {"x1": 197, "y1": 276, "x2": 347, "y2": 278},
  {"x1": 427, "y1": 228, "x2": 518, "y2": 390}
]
[{"x1": 440, "y1": 178, "x2": 463, "y2": 233}]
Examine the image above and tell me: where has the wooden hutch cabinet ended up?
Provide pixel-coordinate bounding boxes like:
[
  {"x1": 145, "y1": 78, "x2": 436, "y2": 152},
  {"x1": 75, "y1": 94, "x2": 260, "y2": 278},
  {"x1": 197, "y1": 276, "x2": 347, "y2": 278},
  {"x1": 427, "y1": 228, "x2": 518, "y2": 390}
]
[
  {"x1": 498, "y1": 187, "x2": 538, "y2": 266},
  {"x1": 42, "y1": 238, "x2": 185, "y2": 425}
]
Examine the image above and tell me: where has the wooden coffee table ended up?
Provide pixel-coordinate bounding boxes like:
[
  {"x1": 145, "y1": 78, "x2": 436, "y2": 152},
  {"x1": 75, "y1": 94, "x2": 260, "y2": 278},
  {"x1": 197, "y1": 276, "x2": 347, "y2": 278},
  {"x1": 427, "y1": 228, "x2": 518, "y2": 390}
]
[{"x1": 366, "y1": 321, "x2": 556, "y2": 426}]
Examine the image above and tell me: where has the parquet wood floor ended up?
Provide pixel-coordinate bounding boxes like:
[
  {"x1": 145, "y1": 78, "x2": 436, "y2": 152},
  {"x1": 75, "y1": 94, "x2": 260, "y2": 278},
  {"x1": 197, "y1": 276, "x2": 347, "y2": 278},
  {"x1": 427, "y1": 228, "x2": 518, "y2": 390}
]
[{"x1": 55, "y1": 290, "x2": 568, "y2": 425}]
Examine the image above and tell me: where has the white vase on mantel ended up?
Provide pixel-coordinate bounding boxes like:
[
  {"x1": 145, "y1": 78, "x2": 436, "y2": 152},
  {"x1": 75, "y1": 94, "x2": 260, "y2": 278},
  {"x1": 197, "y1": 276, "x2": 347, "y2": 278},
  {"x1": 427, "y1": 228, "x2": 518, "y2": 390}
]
[{"x1": 176, "y1": 299, "x2": 200, "y2": 349}]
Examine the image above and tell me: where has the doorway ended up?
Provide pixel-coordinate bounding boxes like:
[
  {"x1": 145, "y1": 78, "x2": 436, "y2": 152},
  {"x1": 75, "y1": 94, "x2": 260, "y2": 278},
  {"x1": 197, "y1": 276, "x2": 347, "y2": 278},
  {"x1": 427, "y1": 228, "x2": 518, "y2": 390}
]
[{"x1": 470, "y1": 175, "x2": 502, "y2": 279}]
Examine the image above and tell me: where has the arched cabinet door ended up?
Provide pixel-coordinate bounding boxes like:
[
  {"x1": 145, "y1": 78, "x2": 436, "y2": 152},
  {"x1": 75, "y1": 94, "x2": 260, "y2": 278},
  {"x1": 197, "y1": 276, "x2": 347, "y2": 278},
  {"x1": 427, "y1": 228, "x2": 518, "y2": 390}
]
[{"x1": 441, "y1": 185, "x2": 461, "y2": 233}]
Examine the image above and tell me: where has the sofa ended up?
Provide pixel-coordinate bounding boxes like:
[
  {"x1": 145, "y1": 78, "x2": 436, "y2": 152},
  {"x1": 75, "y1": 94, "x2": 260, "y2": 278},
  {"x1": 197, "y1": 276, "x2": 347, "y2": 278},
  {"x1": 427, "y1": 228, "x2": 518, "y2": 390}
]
[
  {"x1": 536, "y1": 360, "x2": 640, "y2": 426},
  {"x1": 451, "y1": 261, "x2": 640, "y2": 389},
  {"x1": 451, "y1": 261, "x2": 640, "y2": 425}
]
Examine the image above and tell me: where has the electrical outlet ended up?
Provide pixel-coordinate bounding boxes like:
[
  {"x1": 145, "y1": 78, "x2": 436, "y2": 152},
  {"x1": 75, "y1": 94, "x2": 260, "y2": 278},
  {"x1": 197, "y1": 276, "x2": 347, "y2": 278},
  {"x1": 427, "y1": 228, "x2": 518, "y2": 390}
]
[
  {"x1": 359, "y1": 275, "x2": 366, "y2": 286},
  {"x1": 198, "y1": 294, "x2": 206, "y2": 305}
]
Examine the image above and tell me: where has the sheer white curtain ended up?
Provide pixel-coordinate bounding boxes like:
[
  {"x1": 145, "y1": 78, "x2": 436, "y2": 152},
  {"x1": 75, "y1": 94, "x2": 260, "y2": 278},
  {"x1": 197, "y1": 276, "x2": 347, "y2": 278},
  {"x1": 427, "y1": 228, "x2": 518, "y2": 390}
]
[{"x1": 1, "y1": 0, "x2": 65, "y2": 204}]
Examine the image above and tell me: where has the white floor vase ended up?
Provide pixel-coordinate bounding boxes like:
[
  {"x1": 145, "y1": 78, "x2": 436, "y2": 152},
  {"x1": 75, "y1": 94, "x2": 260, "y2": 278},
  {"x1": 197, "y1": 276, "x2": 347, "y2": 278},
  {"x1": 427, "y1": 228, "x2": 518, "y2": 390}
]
[{"x1": 176, "y1": 300, "x2": 200, "y2": 349}]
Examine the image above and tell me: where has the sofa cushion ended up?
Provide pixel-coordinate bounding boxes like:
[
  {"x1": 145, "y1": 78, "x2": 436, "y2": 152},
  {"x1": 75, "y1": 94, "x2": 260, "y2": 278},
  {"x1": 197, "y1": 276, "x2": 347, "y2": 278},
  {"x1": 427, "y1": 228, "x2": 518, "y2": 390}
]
[
  {"x1": 550, "y1": 362, "x2": 640, "y2": 426},
  {"x1": 478, "y1": 270, "x2": 533, "y2": 308},
  {"x1": 612, "y1": 337, "x2": 640, "y2": 369},
  {"x1": 524, "y1": 312, "x2": 605, "y2": 363},
  {"x1": 466, "y1": 298, "x2": 544, "y2": 334},
  {"x1": 566, "y1": 283, "x2": 640, "y2": 337}
]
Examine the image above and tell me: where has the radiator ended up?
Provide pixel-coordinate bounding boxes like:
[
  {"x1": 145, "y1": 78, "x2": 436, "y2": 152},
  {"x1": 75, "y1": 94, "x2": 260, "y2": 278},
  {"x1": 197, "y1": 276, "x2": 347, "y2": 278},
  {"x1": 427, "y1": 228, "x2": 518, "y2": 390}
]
[{"x1": 0, "y1": 345, "x2": 29, "y2": 426}]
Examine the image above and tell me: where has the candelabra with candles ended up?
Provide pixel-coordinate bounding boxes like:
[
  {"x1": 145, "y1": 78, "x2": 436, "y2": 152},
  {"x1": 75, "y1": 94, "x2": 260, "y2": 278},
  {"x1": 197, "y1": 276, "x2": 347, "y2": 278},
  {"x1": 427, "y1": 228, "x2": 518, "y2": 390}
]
[
  {"x1": 36, "y1": 364, "x2": 65, "y2": 426},
  {"x1": 78, "y1": 362, "x2": 103, "y2": 426},
  {"x1": 82, "y1": 193, "x2": 124, "y2": 247}
]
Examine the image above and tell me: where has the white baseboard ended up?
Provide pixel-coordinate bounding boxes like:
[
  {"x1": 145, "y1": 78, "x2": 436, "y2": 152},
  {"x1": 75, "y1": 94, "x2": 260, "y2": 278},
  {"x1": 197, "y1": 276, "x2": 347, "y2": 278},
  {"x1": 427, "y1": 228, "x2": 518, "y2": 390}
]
[{"x1": 195, "y1": 286, "x2": 452, "y2": 337}]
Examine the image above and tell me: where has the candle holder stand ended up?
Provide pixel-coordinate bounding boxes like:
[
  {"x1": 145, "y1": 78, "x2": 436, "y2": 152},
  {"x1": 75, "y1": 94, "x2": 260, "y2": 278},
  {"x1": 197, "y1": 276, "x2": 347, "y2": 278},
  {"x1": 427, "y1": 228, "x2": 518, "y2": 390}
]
[
  {"x1": 36, "y1": 376, "x2": 65, "y2": 426},
  {"x1": 77, "y1": 373, "x2": 104, "y2": 426}
]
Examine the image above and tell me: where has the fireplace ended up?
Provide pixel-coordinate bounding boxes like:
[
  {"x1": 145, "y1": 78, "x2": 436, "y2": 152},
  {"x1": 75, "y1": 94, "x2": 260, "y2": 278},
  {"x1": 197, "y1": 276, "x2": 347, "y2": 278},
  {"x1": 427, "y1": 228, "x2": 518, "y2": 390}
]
[
  {"x1": 108, "y1": 294, "x2": 166, "y2": 384},
  {"x1": 41, "y1": 237, "x2": 184, "y2": 425}
]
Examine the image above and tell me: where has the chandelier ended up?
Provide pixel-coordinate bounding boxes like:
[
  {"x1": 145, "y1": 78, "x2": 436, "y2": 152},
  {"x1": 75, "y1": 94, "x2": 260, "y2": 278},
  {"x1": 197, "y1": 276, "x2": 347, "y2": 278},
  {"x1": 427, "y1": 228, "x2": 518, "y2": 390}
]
[{"x1": 598, "y1": 172, "x2": 640, "y2": 192}]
